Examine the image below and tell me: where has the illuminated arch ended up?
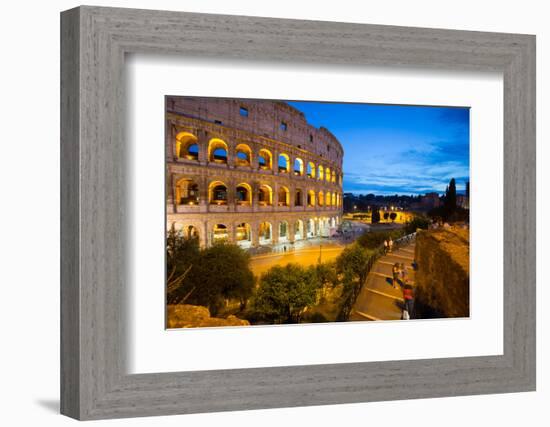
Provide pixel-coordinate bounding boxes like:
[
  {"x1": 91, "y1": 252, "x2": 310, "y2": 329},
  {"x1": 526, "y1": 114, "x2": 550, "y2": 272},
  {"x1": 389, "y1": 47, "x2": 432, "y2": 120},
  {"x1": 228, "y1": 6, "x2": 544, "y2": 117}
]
[
  {"x1": 279, "y1": 220, "x2": 289, "y2": 241},
  {"x1": 307, "y1": 218, "x2": 315, "y2": 237},
  {"x1": 208, "y1": 138, "x2": 228, "y2": 163},
  {"x1": 258, "y1": 184, "x2": 273, "y2": 206},
  {"x1": 278, "y1": 153, "x2": 290, "y2": 173},
  {"x1": 183, "y1": 224, "x2": 199, "y2": 240},
  {"x1": 175, "y1": 132, "x2": 199, "y2": 160},
  {"x1": 326, "y1": 191, "x2": 331, "y2": 207},
  {"x1": 318, "y1": 191, "x2": 325, "y2": 207},
  {"x1": 175, "y1": 177, "x2": 199, "y2": 205},
  {"x1": 259, "y1": 222, "x2": 272, "y2": 245},
  {"x1": 235, "y1": 143, "x2": 252, "y2": 166},
  {"x1": 295, "y1": 220, "x2": 304, "y2": 240},
  {"x1": 318, "y1": 165, "x2": 324, "y2": 181},
  {"x1": 258, "y1": 149, "x2": 273, "y2": 170},
  {"x1": 332, "y1": 192, "x2": 336, "y2": 207},
  {"x1": 294, "y1": 158, "x2": 304, "y2": 176},
  {"x1": 325, "y1": 167, "x2": 331, "y2": 182},
  {"x1": 307, "y1": 190, "x2": 316, "y2": 207},
  {"x1": 307, "y1": 161, "x2": 315, "y2": 178},
  {"x1": 235, "y1": 222, "x2": 252, "y2": 247},
  {"x1": 212, "y1": 224, "x2": 229, "y2": 243},
  {"x1": 236, "y1": 182, "x2": 252, "y2": 205},
  {"x1": 331, "y1": 170, "x2": 336, "y2": 183},
  {"x1": 278, "y1": 186, "x2": 290, "y2": 207},
  {"x1": 208, "y1": 180, "x2": 228, "y2": 204}
]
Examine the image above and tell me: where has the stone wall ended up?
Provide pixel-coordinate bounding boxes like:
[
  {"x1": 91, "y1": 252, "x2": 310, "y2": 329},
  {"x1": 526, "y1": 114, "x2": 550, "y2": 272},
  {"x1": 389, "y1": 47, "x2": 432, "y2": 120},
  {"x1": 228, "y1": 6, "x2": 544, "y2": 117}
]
[{"x1": 414, "y1": 227, "x2": 470, "y2": 318}]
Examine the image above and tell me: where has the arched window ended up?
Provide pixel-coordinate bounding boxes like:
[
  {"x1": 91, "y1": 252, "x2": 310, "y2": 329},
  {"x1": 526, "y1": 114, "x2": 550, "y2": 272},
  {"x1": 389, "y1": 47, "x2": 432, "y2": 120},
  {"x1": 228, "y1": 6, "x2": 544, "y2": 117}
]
[
  {"x1": 332, "y1": 192, "x2": 336, "y2": 207},
  {"x1": 236, "y1": 183, "x2": 252, "y2": 205},
  {"x1": 307, "y1": 190, "x2": 316, "y2": 207},
  {"x1": 235, "y1": 223, "x2": 251, "y2": 244},
  {"x1": 318, "y1": 165, "x2": 324, "y2": 181},
  {"x1": 295, "y1": 188, "x2": 303, "y2": 206},
  {"x1": 295, "y1": 220, "x2": 304, "y2": 240},
  {"x1": 259, "y1": 222, "x2": 272, "y2": 244},
  {"x1": 307, "y1": 162, "x2": 315, "y2": 178},
  {"x1": 278, "y1": 153, "x2": 290, "y2": 173},
  {"x1": 331, "y1": 170, "x2": 336, "y2": 183},
  {"x1": 235, "y1": 143, "x2": 252, "y2": 166},
  {"x1": 278, "y1": 186, "x2": 289, "y2": 207},
  {"x1": 279, "y1": 221, "x2": 289, "y2": 239},
  {"x1": 258, "y1": 184, "x2": 273, "y2": 206},
  {"x1": 184, "y1": 225, "x2": 199, "y2": 240},
  {"x1": 325, "y1": 167, "x2": 331, "y2": 182},
  {"x1": 175, "y1": 132, "x2": 199, "y2": 160},
  {"x1": 326, "y1": 191, "x2": 331, "y2": 207},
  {"x1": 208, "y1": 138, "x2": 228, "y2": 164},
  {"x1": 175, "y1": 178, "x2": 199, "y2": 205},
  {"x1": 294, "y1": 158, "x2": 304, "y2": 176},
  {"x1": 258, "y1": 149, "x2": 273, "y2": 170},
  {"x1": 212, "y1": 224, "x2": 228, "y2": 242},
  {"x1": 209, "y1": 181, "x2": 228, "y2": 204},
  {"x1": 318, "y1": 191, "x2": 324, "y2": 207}
]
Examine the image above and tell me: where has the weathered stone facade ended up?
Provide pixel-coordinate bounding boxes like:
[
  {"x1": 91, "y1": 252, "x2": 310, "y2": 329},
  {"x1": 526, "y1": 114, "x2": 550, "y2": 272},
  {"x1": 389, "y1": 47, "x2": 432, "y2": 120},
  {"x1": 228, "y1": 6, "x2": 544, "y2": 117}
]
[{"x1": 166, "y1": 97, "x2": 344, "y2": 248}]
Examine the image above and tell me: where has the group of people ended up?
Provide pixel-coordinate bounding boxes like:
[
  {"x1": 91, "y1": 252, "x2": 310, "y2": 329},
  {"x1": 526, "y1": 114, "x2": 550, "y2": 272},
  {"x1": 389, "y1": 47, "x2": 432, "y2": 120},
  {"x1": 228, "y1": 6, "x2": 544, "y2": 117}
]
[
  {"x1": 391, "y1": 262, "x2": 414, "y2": 320},
  {"x1": 383, "y1": 238, "x2": 394, "y2": 254}
]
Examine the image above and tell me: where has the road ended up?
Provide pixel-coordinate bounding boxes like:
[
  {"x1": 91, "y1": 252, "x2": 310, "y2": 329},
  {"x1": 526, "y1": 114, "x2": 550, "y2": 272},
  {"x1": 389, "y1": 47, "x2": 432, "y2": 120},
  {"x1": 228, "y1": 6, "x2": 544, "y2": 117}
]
[
  {"x1": 350, "y1": 241, "x2": 416, "y2": 321},
  {"x1": 249, "y1": 242, "x2": 346, "y2": 277}
]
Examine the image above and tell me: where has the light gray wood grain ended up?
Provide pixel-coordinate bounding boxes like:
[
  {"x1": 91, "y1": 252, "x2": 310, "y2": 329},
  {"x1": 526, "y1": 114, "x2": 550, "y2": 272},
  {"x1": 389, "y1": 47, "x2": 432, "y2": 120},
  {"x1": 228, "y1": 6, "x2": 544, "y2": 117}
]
[{"x1": 60, "y1": 5, "x2": 536, "y2": 420}]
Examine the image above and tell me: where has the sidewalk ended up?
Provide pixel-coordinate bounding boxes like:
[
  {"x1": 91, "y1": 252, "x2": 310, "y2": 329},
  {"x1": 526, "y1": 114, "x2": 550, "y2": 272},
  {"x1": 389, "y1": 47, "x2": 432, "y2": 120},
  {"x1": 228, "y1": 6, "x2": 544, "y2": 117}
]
[{"x1": 350, "y1": 242, "x2": 416, "y2": 321}]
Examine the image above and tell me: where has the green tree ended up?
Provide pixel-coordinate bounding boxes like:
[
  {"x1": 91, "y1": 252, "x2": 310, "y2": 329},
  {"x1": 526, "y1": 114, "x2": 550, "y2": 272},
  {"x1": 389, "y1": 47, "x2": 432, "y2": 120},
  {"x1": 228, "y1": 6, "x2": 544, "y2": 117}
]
[
  {"x1": 383, "y1": 212, "x2": 390, "y2": 220},
  {"x1": 252, "y1": 263, "x2": 318, "y2": 324},
  {"x1": 335, "y1": 244, "x2": 376, "y2": 320},
  {"x1": 166, "y1": 225, "x2": 200, "y2": 304},
  {"x1": 194, "y1": 243, "x2": 255, "y2": 315},
  {"x1": 389, "y1": 212, "x2": 397, "y2": 222},
  {"x1": 372, "y1": 209, "x2": 381, "y2": 223},
  {"x1": 404, "y1": 215, "x2": 430, "y2": 234}
]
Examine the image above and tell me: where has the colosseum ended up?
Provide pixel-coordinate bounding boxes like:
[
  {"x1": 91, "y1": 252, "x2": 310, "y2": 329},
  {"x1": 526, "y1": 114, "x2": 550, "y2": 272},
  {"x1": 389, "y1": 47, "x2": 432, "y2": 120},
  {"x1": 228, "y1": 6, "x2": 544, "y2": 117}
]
[{"x1": 166, "y1": 96, "x2": 344, "y2": 249}]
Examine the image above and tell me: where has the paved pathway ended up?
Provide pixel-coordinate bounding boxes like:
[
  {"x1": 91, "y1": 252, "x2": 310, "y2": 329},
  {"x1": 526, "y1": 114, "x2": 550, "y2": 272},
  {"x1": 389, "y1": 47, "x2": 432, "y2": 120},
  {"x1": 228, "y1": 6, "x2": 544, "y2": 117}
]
[{"x1": 350, "y1": 242, "x2": 416, "y2": 321}]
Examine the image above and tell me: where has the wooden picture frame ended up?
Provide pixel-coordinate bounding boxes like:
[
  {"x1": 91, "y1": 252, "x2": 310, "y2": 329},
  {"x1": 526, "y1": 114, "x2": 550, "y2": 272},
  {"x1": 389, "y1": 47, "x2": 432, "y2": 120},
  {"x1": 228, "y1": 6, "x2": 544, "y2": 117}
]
[{"x1": 60, "y1": 6, "x2": 536, "y2": 420}]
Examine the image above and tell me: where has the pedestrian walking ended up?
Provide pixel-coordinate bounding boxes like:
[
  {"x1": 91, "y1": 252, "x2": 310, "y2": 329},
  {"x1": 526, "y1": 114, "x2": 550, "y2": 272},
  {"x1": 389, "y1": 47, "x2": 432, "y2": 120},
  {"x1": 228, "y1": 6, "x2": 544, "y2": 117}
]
[
  {"x1": 402, "y1": 280, "x2": 414, "y2": 319},
  {"x1": 383, "y1": 239, "x2": 388, "y2": 254},
  {"x1": 388, "y1": 237, "x2": 393, "y2": 253},
  {"x1": 392, "y1": 263, "x2": 400, "y2": 289},
  {"x1": 400, "y1": 262, "x2": 407, "y2": 284}
]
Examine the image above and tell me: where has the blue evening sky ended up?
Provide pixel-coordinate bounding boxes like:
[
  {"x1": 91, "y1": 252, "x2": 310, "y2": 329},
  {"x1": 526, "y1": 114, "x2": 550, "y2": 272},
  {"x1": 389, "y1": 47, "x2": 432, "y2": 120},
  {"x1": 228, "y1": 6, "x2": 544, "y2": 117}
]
[{"x1": 287, "y1": 101, "x2": 470, "y2": 196}]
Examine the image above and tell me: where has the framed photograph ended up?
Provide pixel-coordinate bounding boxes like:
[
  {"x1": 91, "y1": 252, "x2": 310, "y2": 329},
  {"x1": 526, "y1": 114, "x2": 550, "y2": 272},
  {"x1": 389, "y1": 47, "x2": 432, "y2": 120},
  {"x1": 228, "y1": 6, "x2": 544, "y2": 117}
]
[{"x1": 61, "y1": 6, "x2": 536, "y2": 420}]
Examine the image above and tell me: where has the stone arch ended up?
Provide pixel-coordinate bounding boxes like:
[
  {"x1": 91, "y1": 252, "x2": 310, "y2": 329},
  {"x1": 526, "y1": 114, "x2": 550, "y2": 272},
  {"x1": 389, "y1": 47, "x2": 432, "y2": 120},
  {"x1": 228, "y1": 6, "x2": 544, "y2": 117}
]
[
  {"x1": 258, "y1": 221, "x2": 272, "y2": 245},
  {"x1": 318, "y1": 191, "x2": 325, "y2": 207},
  {"x1": 294, "y1": 158, "x2": 304, "y2": 176},
  {"x1": 307, "y1": 161, "x2": 316, "y2": 178},
  {"x1": 325, "y1": 167, "x2": 331, "y2": 182},
  {"x1": 208, "y1": 180, "x2": 228, "y2": 204},
  {"x1": 175, "y1": 177, "x2": 199, "y2": 205},
  {"x1": 277, "y1": 186, "x2": 290, "y2": 207},
  {"x1": 318, "y1": 165, "x2": 324, "y2": 181},
  {"x1": 295, "y1": 220, "x2": 304, "y2": 241},
  {"x1": 326, "y1": 191, "x2": 331, "y2": 207},
  {"x1": 236, "y1": 182, "x2": 252, "y2": 205},
  {"x1": 258, "y1": 184, "x2": 273, "y2": 206},
  {"x1": 331, "y1": 170, "x2": 336, "y2": 183},
  {"x1": 184, "y1": 224, "x2": 200, "y2": 240},
  {"x1": 332, "y1": 192, "x2": 336, "y2": 207},
  {"x1": 279, "y1": 220, "x2": 289, "y2": 242},
  {"x1": 208, "y1": 138, "x2": 228, "y2": 164},
  {"x1": 307, "y1": 190, "x2": 316, "y2": 207},
  {"x1": 212, "y1": 223, "x2": 229, "y2": 243},
  {"x1": 278, "y1": 153, "x2": 290, "y2": 173},
  {"x1": 295, "y1": 188, "x2": 303, "y2": 206},
  {"x1": 306, "y1": 218, "x2": 315, "y2": 238},
  {"x1": 258, "y1": 148, "x2": 273, "y2": 170},
  {"x1": 175, "y1": 131, "x2": 199, "y2": 160},
  {"x1": 235, "y1": 222, "x2": 252, "y2": 248},
  {"x1": 235, "y1": 143, "x2": 252, "y2": 166}
]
